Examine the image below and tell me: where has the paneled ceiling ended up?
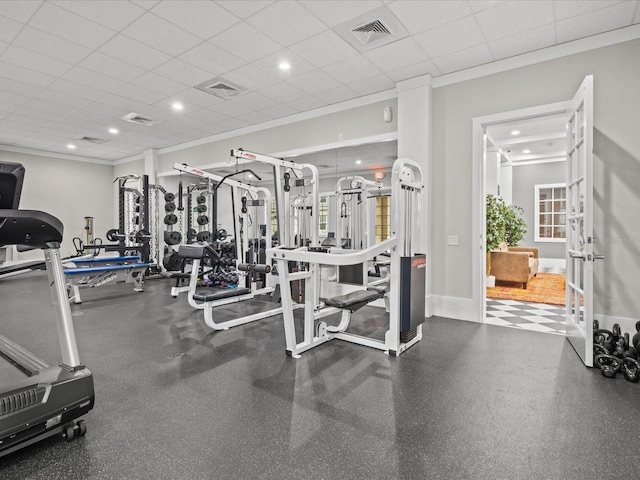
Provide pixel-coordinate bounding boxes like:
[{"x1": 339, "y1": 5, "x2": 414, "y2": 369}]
[{"x1": 1, "y1": 0, "x2": 639, "y2": 162}]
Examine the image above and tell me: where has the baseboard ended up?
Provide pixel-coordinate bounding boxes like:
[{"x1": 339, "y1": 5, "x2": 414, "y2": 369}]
[
  {"x1": 430, "y1": 295, "x2": 481, "y2": 322},
  {"x1": 594, "y1": 313, "x2": 640, "y2": 335},
  {"x1": 539, "y1": 257, "x2": 566, "y2": 271}
]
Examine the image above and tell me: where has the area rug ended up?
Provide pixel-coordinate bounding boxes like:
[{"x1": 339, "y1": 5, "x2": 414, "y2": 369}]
[{"x1": 486, "y1": 273, "x2": 566, "y2": 306}]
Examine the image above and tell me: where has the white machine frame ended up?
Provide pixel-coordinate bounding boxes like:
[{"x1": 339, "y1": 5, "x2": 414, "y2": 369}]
[{"x1": 266, "y1": 158, "x2": 425, "y2": 357}]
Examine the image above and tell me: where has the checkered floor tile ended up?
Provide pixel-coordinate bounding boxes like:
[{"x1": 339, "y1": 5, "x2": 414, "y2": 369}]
[{"x1": 486, "y1": 299, "x2": 566, "y2": 335}]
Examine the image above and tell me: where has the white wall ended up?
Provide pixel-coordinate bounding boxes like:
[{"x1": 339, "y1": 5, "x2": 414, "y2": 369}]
[
  {"x1": 0, "y1": 150, "x2": 114, "y2": 259},
  {"x1": 431, "y1": 38, "x2": 640, "y2": 321}
]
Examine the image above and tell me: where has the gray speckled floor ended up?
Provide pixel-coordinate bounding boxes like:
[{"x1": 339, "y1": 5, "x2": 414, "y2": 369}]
[{"x1": 2, "y1": 270, "x2": 640, "y2": 479}]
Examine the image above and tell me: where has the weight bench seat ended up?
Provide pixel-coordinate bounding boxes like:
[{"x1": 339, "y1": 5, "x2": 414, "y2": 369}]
[
  {"x1": 64, "y1": 263, "x2": 149, "y2": 275},
  {"x1": 71, "y1": 255, "x2": 141, "y2": 265},
  {"x1": 192, "y1": 287, "x2": 251, "y2": 302},
  {"x1": 323, "y1": 287, "x2": 386, "y2": 312}
]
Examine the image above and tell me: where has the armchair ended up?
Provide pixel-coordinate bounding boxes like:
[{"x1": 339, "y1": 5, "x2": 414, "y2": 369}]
[{"x1": 490, "y1": 246, "x2": 539, "y2": 289}]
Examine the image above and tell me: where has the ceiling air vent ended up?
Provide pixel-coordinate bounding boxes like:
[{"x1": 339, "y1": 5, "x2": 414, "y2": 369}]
[
  {"x1": 79, "y1": 136, "x2": 107, "y2": 144},
  {"x1": 122, "y1": 112, "x2": 156, "y2": 126},
  {"x1": 195, "y1": 78, "x2": 244, "y2": 99},
  {"x1": 352, "y1": 19, "x2": 392, "y2": 45},
  {"x1": 333, "y1": 6, "x2": 409, "y2": 52}
]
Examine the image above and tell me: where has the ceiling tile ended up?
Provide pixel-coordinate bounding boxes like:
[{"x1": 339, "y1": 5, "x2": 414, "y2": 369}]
[
  {"x1": 33, "y1": 89, "x2": 92, "y2": 109},
  {"x1": 217, "y1": 1, "x2": 274, "y2": 19},
  {"x1": 286, "y1": 95, "x2": 326, "y2": 111},
  {"x1": 315, "y1": 85, "x2": 359, "y2": 104},
  {"x1": 253, "y1": 49, "x2": 316, "y2": 78},
  {"x1": 121, "y1": 12, "x2": 202, "y2": 57},
  {"x1": 24, "y1": 98, "x2": 78, "y2": 117},
  {"x1": 170, "y1": 87, "x2": 226, "y2": 108},
  {"x1": 132, "y1": 72, "x2": 187, "y2": 97},
  {"x1": 246, "y1": 1, "x2": 327, "y2": 46},
  {"x1": 347, "y1": 74, "x2": 395, "y2": 96},
  {"x1": 0, "y1": 14, "x2": 23, "y2": 43},
  {"x1": 183, "y1": 108, "x2": 231, "y2": 124},
  {"x1": 554, "y1": 0, "x2": 627, "y2": 20},
  {"x1": 489, "y1": 25, "x2": 556, "y2": 60},
  {"x1": 466, "y1": 0, "x2": 507, "y2": 13},
  {"x1": 414, "y1": 15, "x2": 486, "y2": 58},
  {"x1": 288, "y1": 69, "x2": 342, "y2": 94},
  {"x1": 389, "y1": 0, "x2": 472, "y2": 34},
  {"x1": 474, "y1": 0, "x2": 555, "y2": 42},
  {"x1": 323, "y1": 55, "x2": 382, "y2": 84},
  {"x1": 2, "y1": 45, "x2": 74, "y2": 77},
  {"x1": 93, "y1": 92, "x2": 150, "y2": 112},
  {"x1": 132, "y1": 1, "x2": 161, "y2": 9},
  {"x1": 78, "y1": 52, "x2": 146, "y2": 83},
  {"x1": 99, "y1": 35, "x2": 171, "y2": 70},
  {"x1": 12, "y1": 26, "x2": 92, "y2": 64},
  {"x1": 112, "y1": 83, "x2": 166, "y2": 104},
  {"x1": 0, "y1": 77, "x2": 42, "y2": 97},
  {"x1": 228, "y1": 91, "x2": 278, "y2": 110},
  {"x1": 151, "y1": 0, "x2": 240, "y2": 40},
  {"x1": 153, "y1": 58, "x2": 214, "y2": 86},
  {"x1": 0, "y1": 90, "x2": 31, "y2": 107},
  {"x1": 364, "y1": 38, "x2": 430, "y2": 73},
  {"x1": 18, "y1": 106, "x2": 64, "y2": 123},
  {"x1": 258, "y1": 103, "x2": 297, "y2": 119},
  {"x1": 0, "y1": 1, "x2": 42, "y2": 22},
  {"x1": 385, "y1": 59, "x2": 441, "y2": 82},
  {"x1": 208, "y1": 100, "x2": 252, "y2": 118},
  {"x1": 216, "y1": 117, "x2": 249, "y2": 130},
  {"x1": 0, "y1": 61, "x2": 56, "y2": 88},
  {"x1": 180, "y1": 41, "x2": 245, "y2": 76},
  {"x1": 209, "y1": 22, "x2": 282, "y2": 63},
  {"x1": 258, "y1": 82, "x2": 307, "y2": 103},
  {"x1": 289, "y1": 30, "x2": 358, "y2": 68},
  {"x1": 28, "y1": 2, "x2": 116, "y2": 49},
  {"x1": 62, "y1": 67, "x2": 125, "y2": 92},
  {"x1": 235, "y1": 110, "x2": 273, "y2": 124},
  {"x1": 432, "y1": 44, "x2": 494, "y2": 74},
  {"x1": 0, "y1": 40, "x2": 7, "y2": 56},
  {"x1": 636, "y1": 3, "x2": 640, "y2": 23},
  {"x1": 301, "y1": 0, "x2": 384, "y2": 27},
  {"x1": 52, "y1": 0, "x2": 146, "y2": 31},
  {"x1": 224, "y1": 64, "x2": 280, "y2": 91},
  {"x1": 556, "y1": 1, "x2": 638, "y2": 43}
]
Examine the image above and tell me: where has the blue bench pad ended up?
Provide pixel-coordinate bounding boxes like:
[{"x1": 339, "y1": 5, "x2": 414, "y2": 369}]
[
  {"x1": 64, "y1": 263, "x2": 149, "y2": 276},
  {"x1": 72, "y1": 255, "x2": 141, "y2": 265}
]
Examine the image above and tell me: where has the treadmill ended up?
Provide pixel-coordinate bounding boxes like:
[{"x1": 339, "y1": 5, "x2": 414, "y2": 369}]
[{"x1": 0, "y1": 161, "x2": 94, "y2": 457}]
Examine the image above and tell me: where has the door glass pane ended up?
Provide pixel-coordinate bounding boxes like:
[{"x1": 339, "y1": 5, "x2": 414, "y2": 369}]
[
  {"x1": 539, "y1": 188, "x2": 551, "y2": 200},
  {"x1": 555, "y1": 226, "x2": 566, "y2": 238}
]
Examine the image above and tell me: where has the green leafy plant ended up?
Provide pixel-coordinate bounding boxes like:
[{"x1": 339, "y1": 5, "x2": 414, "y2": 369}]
[
  {"x1": 486, "y1": 194, "x2": 527, "y2": 276},
  {"x1": 503, "y1": 203, "x2": 527, "y2": 246}
]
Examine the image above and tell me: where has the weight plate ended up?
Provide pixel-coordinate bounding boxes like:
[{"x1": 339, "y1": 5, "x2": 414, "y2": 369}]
[
  {"x1": 164, "y1": 214, "x2": 178, "y2": 225},
  {"x1": 196, "y1": 204, "x2": 207, "y2": 213},
  {"x1": 106, "y1": 228, "x2": 119, "y2": 242},
  {"x1": 197, "y1": 215, "x2": 209, "y2": 225},
  {"x1": 164, "y1": 192, "x2": 176, "y2": 202},
  {"x1": 197, "y1": 230, "x2": 211, "y2": 242},
  {"x1": 165, "y1": 202, "x2": 176, "y2": 212},
  {"x1": 196, "y1": 194, "x2": 207, "y2": 205}
]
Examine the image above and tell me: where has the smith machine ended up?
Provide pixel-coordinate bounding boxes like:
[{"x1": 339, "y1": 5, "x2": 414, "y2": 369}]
[{"x1": 266, "y1": 158, "x2": 426, "y2": 357}]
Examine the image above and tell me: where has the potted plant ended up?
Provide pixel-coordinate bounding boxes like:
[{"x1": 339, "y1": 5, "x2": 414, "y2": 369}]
[{"x1": 485, "y1": 194, "x2": 527, "y2": 283}]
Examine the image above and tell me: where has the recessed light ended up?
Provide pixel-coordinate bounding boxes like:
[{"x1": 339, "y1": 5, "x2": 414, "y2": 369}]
[
  {"x1": 171, "y1": 102, "x2": 183, "y2": 112},
  {"x1": 247, "y1": 173, "x2": 253, "y2": 178},
  {"x1": 109, "y1": 127, "x2": 119, "y2": 134},
  {"x1": 67, "y1": 144, "x2": 76, "y2": 150},
  {"x1": 279, "y1": 62, "x2": 290, "y2": 71},
  {"x1": 523, "y1": 149, "x2": 531, "y2": 154},
  {"x1": 511, "y1": 130, "x2": 520, "y2": 136},
  {"x1": 355, "y1": 159, "x2": 362, "y2": 165}
]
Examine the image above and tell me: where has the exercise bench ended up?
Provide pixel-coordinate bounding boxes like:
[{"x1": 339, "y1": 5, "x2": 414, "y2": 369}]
[{"x1": 64, "y1": 256, "x2": 149, "y2": 304}]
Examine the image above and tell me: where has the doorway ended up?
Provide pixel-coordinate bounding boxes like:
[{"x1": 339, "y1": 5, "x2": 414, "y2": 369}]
[
  {"x1": 472, "y1": 101, "x2": 572, "y2": 335},
  {"x1": 483, "y1": 114, "x2": 568, "y2": 335}
]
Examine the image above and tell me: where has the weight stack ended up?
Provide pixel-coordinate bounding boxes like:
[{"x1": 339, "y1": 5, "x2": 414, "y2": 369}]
[{"x1": 399, "y1": 254, "x2": 426, "y2": 343}]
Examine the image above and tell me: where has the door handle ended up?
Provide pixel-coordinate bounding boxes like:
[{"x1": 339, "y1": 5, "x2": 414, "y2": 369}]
[
  {"x1": 593, "y1": 254, "x2": 605, "y2": 261},
  {"x1": 570, "y1": 252, "x2": 584, "y2": 259}
]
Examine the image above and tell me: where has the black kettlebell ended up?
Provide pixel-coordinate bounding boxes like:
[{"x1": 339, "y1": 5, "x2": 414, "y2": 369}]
[
  {"x1": 621, "y1": 357, "x2": 640, "y2": 383},
  {"x1": 632, "y1": 321, "x2": 640, "y2": 352},
  {"x1": 594, "y1": 354, "x2": 621, "y2": 379},
  {"x1": 594, "y1": 329, "x2": 614, "y2": 353},
  {"x1": 611, "y1": 323, "x2": 622, "y2": 348},
  {"x1": 594, "y1": 343, "x2": 609, "y2": 359},
  {"x1": 622, "y1": 333, "x2": 638, "y2": 359}
]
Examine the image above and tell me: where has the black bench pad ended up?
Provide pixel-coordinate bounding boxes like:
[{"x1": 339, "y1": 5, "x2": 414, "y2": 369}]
[
  {"x1": 193, "y1": 287, "x2": 251, "y2": 302},
  {"x1": 324, "y1": 288, "x2": 384, "y2": 311}
]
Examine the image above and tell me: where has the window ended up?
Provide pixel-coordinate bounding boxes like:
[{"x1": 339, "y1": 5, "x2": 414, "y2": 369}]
[
  {"x1": 375, "y1": 195, "x2": 391, "y2": 243},
  {"x1": 318, "y1": 196, "x2": 328, "y2": 235},
  {"x1": 535, "y1": 184, "x2": 566, "y2": 242}
]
